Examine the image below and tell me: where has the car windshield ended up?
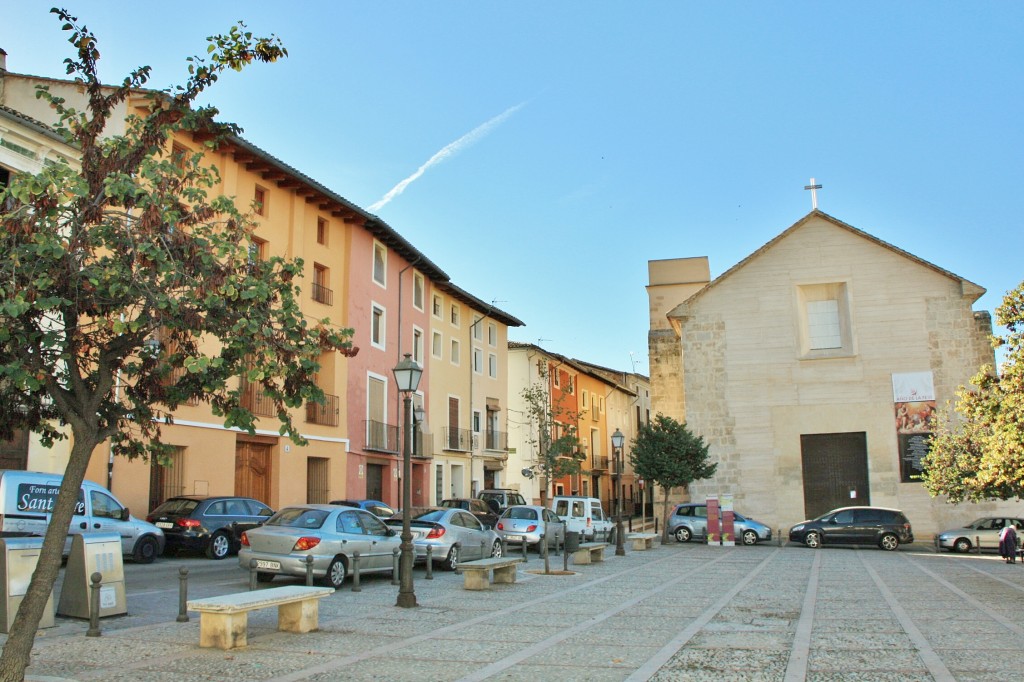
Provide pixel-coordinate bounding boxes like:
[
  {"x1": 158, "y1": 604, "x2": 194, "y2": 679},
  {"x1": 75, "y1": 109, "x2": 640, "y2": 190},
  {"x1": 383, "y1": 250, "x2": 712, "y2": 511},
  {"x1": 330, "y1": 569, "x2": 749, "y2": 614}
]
[
  {"x1": 413, "y1": 510, "x2": 447, "y2": 523},
  {"x1": 267, "y1": 508, "x2": 329, "y2": 529},
  {"x1": 151, "y1": 498, "x2": 200, "y2": 514},
  {"x1": 439, "y1": 500, "x2": 464, "y2": 509},
  {"x1": 502, "y1": 507, "x2": 538, "y2": 520}
]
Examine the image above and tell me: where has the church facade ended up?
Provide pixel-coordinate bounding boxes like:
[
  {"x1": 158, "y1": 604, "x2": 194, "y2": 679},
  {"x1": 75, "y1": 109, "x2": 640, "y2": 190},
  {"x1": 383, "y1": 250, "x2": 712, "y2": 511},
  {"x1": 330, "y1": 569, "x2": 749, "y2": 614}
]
[{"x1": 647, "y1": 210, "x2": 1005, "y2": 537}]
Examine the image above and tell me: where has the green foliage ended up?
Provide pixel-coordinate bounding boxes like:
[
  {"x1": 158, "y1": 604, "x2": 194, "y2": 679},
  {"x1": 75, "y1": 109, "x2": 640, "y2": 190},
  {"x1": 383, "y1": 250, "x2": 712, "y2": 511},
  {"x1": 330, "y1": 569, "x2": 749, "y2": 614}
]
[
  {"x1": 0, "y1": 8, "x2": 349, "y2": 460},
  {"x1": 630, "y1": 414, "x2": 717, "y2": 493},
  {"x1": 520, "y1": 366, "x2": 585, "y2": 493},
  {"x1": 921, "y1": 280, "x2": 1024, "y2": 502}
]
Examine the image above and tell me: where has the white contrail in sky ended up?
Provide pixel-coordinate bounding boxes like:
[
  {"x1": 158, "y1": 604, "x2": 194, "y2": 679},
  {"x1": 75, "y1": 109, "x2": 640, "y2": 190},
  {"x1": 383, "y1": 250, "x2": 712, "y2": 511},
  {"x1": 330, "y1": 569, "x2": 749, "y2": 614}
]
[{"x1": 369, "y1": 102, "x2": 526, "y2": 212}]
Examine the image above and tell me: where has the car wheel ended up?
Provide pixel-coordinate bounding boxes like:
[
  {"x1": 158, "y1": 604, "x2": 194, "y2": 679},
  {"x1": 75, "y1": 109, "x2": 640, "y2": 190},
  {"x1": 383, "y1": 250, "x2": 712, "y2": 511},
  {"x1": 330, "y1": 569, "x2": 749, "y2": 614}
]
[
  {"x1": 490, "y1": 540, "x2": 502, "y2": 558},
  {"x1": 132, "y1": 536, "x2": 159, "y2": 564},
  {"x1": 741, "y1": 530, "x2": 758, "y2": 546},
  {"x1": 321, "y1": 557, "x2": 347, "y2": 588},
  {"x1": 675, "y1": 526, "x2": 692, "y2": 543},
  {"x1": 953, "y1": 537, "x2": 972, "y2": 553},
  {"x1": 879, "y1": 533, "x2": 900, "y2": 551},
  {"x1": 444, "y1": 545, "x2": 459, "y2": 571},
  {"x1": 256, "y1": 572, "x2": 275, "y2": 583},
  {"x1": 804, "y1": 531, "x2": 821, "y2": 549},
  {"x1": 206, "y1": 532, "x2": 231, "y2": 560}
]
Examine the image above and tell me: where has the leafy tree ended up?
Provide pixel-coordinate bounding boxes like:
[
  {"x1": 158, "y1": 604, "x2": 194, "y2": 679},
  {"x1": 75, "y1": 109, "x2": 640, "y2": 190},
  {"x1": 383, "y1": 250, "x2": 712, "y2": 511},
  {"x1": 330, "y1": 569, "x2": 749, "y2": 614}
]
[
  {"x1": 630, "y1": 414, "x2": 717, "y2": 542},
  {"x1": 921, "y1": 280, "x2": 1024, "y2": 502},
  {"x1": 520, "y1": 365, "x2": 584, "y2": 504},
  {"x1": 0, "y1": 11, "x2": 353, "y2": 679}
]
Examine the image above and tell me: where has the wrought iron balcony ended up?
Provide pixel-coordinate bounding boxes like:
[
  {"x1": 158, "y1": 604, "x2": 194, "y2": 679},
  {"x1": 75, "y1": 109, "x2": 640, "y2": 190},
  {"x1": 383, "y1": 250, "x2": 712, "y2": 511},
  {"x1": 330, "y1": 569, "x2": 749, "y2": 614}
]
[
  {"x1": 305, "y1": 393, "x2": 339, "y2": 427},
  {"x1": 311, "y1": 282, "x2": 333, "y2": 305},
  {"x1": 484, "y1": 429, "x2": 507, "y2": 452},
  {"x1": 413, "y1": 430, "x2": 433, "y2": 459},
  {"x1": 591, "y1": 455, "x2": 610, "y2": 471},
  {"x1": 443, "y1": 426, "x2": 473, "y2": 453},
  {"x1": 364, "y1": 419, "x2": 399, "y2": 454},
  {"x1": 240, "y1": 382, "x2": 276, "y2": 417}
]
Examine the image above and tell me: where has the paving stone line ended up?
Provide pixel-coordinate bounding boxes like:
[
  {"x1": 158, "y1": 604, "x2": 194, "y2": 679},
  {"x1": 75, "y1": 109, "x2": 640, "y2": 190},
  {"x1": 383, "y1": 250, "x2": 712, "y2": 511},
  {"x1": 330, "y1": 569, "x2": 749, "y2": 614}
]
[{"x1": 784, "y1": 549, "x2": 822, "y2": 682}]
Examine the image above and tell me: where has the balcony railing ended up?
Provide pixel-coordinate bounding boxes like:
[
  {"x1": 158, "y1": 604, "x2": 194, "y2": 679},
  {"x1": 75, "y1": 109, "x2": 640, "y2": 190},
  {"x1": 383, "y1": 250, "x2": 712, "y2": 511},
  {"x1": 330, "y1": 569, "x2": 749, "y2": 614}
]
[
  {"x1": 311, "y1": 282, "x2": 333, "y2": 305},
  {"x1": 240, "y1": 382, "x2": 276, "y2": 417},
  {"x1": 591, "y1": 455, "x2": 610, "y2": 471},
  {"x1": 364, "y1": 419, "x2": 399, "y2": 454},
  {"x1": 443, "y1": 426, "x2": 473, "y2": 452},
  {"x1": 413, "y1": 430, "x2": 433, "y2": 458},
  {"x1": 305, "y1": 393, "x2": 339, "y2": 427},
  {"x1": 484, "y1": 430, "x2": 507, "y2": 452}
]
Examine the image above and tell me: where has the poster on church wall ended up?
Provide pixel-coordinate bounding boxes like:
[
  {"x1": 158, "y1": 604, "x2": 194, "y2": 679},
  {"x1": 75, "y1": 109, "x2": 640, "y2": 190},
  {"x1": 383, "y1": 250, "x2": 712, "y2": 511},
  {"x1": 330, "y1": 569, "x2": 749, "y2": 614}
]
[{"x1": 892, "y1": 372, "x2": 936, "y2": 482}]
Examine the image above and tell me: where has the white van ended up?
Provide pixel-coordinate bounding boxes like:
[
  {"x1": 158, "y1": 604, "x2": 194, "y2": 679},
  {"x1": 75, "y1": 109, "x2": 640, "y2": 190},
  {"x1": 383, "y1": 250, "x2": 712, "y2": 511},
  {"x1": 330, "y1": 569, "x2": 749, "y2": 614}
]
[
  {"x1": 0, "y1": 470, "x2": 165, "y2": 563},
  {"x1": 550, "y1": 496, "x2": 613, "y2": 542}
]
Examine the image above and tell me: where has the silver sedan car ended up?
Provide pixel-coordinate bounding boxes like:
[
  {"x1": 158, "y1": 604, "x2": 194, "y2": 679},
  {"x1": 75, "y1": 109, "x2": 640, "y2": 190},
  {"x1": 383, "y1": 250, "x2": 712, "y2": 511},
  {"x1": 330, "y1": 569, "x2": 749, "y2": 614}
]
[
  {"x1": 239, "y1": 505, "x2": 400, "y2": 588},
  {"x1": 386, "y1": 507, "x2": 501, "y2": 570},
  {"x1": 495, "y1": 505, "x2": 565, "y2": 550},
  {"x1": 936, "y1": 517, "x2": 1024, "y2": 553}
]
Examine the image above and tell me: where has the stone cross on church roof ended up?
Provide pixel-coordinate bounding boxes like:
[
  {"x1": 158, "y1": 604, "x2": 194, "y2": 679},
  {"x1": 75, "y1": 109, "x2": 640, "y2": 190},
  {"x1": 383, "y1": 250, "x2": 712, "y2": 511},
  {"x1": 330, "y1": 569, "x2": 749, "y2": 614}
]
[{"x1": 804, "y1": 177, "x2": 822, "y2": 209}]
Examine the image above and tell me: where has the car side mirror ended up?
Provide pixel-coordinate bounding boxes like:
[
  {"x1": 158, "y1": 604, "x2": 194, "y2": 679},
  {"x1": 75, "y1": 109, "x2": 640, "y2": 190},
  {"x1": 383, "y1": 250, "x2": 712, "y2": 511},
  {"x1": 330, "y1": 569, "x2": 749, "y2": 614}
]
[{"x1": 122, "y1": 508, "x2": 131, "y2": 521}]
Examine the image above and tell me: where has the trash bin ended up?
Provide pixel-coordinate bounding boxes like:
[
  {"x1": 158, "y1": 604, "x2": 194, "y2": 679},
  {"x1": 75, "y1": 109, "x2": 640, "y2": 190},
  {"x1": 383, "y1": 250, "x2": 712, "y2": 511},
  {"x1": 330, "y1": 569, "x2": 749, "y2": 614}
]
[{"x1": 564, "y1": 531, "x2": 581, "y2": 553}]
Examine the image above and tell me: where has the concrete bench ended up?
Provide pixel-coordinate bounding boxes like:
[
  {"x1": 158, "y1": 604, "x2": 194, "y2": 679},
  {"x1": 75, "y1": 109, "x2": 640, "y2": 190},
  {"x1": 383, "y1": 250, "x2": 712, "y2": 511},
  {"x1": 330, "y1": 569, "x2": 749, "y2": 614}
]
[
  {"x1": 627, "y1": 533, "x2": 658, "y2": 551},
  {"x1": 572, "y1": 542, "x2": 609, "y2": 565},
  {"x1": 187, "y1": 585, "x2": 335, "y2": 650},
  {"x1": 455, "y1": 556, "x2": 524, "y2": 590}
]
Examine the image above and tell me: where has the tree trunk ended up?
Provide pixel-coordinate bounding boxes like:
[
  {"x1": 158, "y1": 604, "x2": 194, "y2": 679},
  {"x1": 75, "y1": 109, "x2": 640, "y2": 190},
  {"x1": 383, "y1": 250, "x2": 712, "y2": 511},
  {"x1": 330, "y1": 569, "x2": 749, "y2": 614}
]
[{"x1": 0, "y1": 433, "x2": 99, "y2": 682}]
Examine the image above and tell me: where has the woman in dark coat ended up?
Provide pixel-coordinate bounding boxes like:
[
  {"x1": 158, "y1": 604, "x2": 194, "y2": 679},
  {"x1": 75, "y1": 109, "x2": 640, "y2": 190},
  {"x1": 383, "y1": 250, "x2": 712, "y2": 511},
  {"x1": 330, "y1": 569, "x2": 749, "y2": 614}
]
[{"x1": 999, "y1": 523, "x2": 1018, "y2": 564}]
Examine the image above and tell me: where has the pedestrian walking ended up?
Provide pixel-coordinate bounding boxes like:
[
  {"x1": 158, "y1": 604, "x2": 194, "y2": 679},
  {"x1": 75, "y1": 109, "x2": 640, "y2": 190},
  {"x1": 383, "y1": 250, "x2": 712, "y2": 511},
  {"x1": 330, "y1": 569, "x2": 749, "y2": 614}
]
[{"x1": 999, "y1": 522, "x2": 1018, "y2": 563}]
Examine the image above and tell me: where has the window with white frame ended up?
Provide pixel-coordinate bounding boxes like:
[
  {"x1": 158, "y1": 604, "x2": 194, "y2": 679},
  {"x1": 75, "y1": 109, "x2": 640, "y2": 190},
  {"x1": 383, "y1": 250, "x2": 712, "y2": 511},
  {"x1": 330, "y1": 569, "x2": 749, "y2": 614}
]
[
  {"x1": 371, "y1": 304, "x2": 385, "y2": 349},
  {"x1": 472, "y1": 347, "x2": 483, "y2": 374},
  {"x1": 372, "y1": 242, "x2": 386, "y2": 287},
  {"x1": 432, "y1": 294, "x2": 442, "y2": 318},
  {"x1": 412, "y1": 327, "x2": 424, "y2": 364},
  {"x1": 450, "y1": 339, "x2": 460, "y2": 365},
  {"x1": 450, "y1": 304, "x2": 460, "y2": 327},
  {"x1": 432, "y1": 330, "x2": 443, "y2": 359},
  {"x1": 472, "y1": 410, "x2": 481, "y2": 434},
  {"x1": 797, "y1": 282, "x2": 853, "y2": 357},
  {"x1": 413, "y1": 272, "x2": 424, "y2": 311},
  {"x1": 472, "y1": 317, "x2": 483, "y2": 341},
  {"x1": 487, "y1": 323, "x2": 497, "y2": 346},
  {"x1": 553, "y1": 367, "x2": 560, "y2": 388},
  {"x1": 488, "y1": 353, "x2": 497, "y2": 378}
]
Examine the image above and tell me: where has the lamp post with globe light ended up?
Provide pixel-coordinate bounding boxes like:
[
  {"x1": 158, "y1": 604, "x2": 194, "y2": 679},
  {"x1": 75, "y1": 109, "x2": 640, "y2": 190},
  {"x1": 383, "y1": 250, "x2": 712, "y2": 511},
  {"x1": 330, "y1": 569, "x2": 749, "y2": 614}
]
[
  {"x1": 393, "y1": 353, "x2": 423, "y2": 608},
  {"x1": 612, "y1": 428, "x2": 626, "y2": 556}
]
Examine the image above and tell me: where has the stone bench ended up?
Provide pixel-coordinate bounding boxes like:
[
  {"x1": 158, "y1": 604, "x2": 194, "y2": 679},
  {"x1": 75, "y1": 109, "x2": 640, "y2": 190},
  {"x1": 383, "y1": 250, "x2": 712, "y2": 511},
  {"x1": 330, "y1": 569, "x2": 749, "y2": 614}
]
[
  {"x1": 187, "y1": 585, "x2": 335, "y2": 650},
  {"x1": 627, "y1": 533, "x2": 658, "y2": 551},
  {"x1": 455, "y1": 556, "x2": 524, "y2": 590},
  {"x1": 572, "y1": 542, "x2": 609, "y2": 565}
]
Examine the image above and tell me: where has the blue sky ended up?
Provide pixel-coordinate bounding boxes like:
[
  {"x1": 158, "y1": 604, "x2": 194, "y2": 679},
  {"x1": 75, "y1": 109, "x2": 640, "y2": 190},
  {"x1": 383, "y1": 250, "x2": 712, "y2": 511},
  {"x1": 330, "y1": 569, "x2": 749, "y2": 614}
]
[{"x1": 4, "y1": 3, "x2": 1022, "y2": 375}]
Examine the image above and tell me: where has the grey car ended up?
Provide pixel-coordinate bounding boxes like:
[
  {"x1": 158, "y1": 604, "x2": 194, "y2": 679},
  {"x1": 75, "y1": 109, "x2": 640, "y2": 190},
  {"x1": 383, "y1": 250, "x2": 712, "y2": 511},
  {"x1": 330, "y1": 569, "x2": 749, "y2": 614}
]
[
  {"x1": 495, "y1": 505, "x2": 565, "y2": 550},
  {"x1": 669, "y1": 503, "x2": 773, "y2": 545},
  {"x1": 936, "y1": 517, "x2": 1024, "y2": 553},
  {"x1": 385, "y1": 507, "x2": 501, "y2": 570},
  {"x1": 238, "y1": 505, "x2": 400, "y2": 588}
]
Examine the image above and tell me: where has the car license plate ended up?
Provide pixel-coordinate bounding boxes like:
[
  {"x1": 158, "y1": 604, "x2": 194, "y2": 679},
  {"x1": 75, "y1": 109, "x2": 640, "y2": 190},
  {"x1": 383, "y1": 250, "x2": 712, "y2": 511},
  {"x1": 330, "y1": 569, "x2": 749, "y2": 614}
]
[
  {"x1": 255, "y1": 560, "x2": 280, "y2": 570},
  {"x1": 155, "y1": 522, "x2": 173, "y2": 529},
  {"x1": 506, "y1": 535, "x2": 523, "y2": 542}
]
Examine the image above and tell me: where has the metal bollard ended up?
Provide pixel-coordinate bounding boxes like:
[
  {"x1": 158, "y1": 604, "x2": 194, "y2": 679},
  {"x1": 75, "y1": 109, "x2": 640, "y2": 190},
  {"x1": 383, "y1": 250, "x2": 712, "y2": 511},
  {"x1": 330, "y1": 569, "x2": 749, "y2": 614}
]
[
  {"x1": 542, "y1": 534, "x2": 550, "y2": 573},
  {"x1": 177, "y1": 567, "x2": 189, "y2": 623},
  {"x1": 778, "y1": 529, "x2": 783, "y2": 547},
  {"x1": 480, "y1": 539, "x2": 486, "y2": 558},
  {"x1": 553, "y1": 532, "x2": 561, "y2": 557},
  {"x1": 392, "y1": 548, "x2": 401, "y2": 585},
  {"x1": 563, "y1": 539, "x2": 569, "y2": 572},
  {"x1": 249, "y1": 559, "x2": 258, "y2": 591},
  {"x1": 522, "y1": 536, "x2": 528, "y2": 562},
  {"x1": 305, "y1": 555, "x2": 315, "y2": 586},
  {"x1": 976, "y1": 536, "x2": 981, "y2": 554},
  {"x1": 351, "y1": 551, "x2": 361, "y2": 592},
  {"x1": 655, "y1": 518, "x2": 659, "y2": 534},
  {"x1": 501, "y1": 536, "x2": 508, "y2": 557},
  {"x1": 86, "y1": 572, "x2": 102, "y2": 637},
  {"x1": 425, "y1": 545, "x2": 433, "y2": 580},
  {"x1": 628, "y1": 517, "x2": 633, "y2": 532}
]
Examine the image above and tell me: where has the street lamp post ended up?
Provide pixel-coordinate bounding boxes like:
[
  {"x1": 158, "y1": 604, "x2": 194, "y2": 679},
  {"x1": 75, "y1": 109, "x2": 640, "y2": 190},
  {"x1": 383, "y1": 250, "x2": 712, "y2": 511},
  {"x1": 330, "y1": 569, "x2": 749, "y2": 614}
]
[
  {"x1": 393, "y1": 353, "x2": 423, "y2": 608},
  {"x1": 612, "y1": 428, "x2": 625, "y2": 556}
]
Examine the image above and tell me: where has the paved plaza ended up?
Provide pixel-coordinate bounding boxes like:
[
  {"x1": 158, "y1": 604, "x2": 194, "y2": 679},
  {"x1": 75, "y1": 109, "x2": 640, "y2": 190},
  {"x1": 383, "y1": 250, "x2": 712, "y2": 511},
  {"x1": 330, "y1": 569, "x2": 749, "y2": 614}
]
[{"x1": 10, "y1": 540, "x2": 1023, "y2": 681}]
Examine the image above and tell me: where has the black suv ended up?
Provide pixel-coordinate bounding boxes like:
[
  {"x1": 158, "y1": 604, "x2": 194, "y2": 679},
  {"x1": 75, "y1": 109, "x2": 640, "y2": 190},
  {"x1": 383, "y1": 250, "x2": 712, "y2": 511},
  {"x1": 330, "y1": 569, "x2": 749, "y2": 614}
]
[
  {"x1": 147, "y1": 495, "x2": 274, "y2": 559},
  {"x1": 788, "y1": 506, "x2": 914, "y2": 551}
]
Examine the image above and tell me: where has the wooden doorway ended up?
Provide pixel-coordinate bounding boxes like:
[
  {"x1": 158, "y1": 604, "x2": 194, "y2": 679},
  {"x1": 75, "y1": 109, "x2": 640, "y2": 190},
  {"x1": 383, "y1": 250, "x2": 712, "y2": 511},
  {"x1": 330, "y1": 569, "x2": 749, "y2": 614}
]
[
  {"x1": 307, "y1": 457, "x2": 329, "y2": 503},
  {"x1": 235, "y1": 438, "x2": 273, "y2": 503},
  {"x1": 366, "y1": 463, "x2": 385, "y2": 502},
  {"x1": 800, "y1": 432, "x2": 869, "y2": 520}
]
